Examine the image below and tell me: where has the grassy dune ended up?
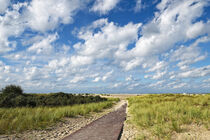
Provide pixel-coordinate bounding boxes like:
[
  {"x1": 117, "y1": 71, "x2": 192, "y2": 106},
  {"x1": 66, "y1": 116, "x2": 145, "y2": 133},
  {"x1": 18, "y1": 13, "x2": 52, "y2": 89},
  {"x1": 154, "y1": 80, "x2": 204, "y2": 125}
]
[
  {"x1": 128, "y1": 94, "x2": 210, "y2": 139},
  {"x1": 0, "y1": 98, "x2": 119, "y2": 134}
]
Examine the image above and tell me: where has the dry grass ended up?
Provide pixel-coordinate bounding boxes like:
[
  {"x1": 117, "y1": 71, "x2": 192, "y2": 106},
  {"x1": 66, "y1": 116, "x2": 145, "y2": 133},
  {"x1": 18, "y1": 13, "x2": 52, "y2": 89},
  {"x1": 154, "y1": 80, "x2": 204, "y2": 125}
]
[
  {"x1": 0, "y1": 98, "x2": 119, "y2": 134},
  {"x1": 128, "y1": 94, "x2": 210, "y2": 140}
]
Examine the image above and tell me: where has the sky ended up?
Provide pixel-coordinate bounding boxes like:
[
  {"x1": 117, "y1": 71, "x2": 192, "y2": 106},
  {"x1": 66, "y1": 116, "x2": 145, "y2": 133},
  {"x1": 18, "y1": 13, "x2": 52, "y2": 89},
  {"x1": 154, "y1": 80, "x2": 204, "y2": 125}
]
[{"x1": 0, "y1": 0, "x2": 210, "y2": 93}]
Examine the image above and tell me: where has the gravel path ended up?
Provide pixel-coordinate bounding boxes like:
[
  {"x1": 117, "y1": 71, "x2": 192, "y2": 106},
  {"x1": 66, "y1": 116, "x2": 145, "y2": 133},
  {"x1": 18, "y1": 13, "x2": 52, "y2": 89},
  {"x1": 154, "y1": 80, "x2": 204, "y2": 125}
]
[{"x1": 63, "y1": 103, "x2": 127, "y2": 140}]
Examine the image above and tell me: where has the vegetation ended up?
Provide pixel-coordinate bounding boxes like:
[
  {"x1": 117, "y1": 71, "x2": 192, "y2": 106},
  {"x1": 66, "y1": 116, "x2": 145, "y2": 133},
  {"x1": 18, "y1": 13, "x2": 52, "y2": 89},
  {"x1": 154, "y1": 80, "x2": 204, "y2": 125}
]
[
  {"x1": 0, "y1": 85, "x2": 119, "y2": 134},
  {"x1": 0, "y1": 85, "x2": 107, "y2": 107},
  {"x1": 128, "y1": 94, "x2": 210, "y2": 140},
  {"x1": 2, "y1": 85, "x2": 23, "y2": 95},
  {"x1": 0, "y1": 98, "x2": 119, "y2": 134}
]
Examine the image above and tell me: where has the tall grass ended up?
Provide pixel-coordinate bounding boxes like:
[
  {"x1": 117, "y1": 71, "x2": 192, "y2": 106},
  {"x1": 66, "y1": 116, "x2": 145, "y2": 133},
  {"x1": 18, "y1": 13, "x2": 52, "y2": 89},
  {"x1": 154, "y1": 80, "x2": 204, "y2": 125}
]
[
  {"x1": 128, "y1": 94, "x2": 210, "y2": 139},
  {"x1": 0, "y1": 98, "x2": 119, "y2": 134}
]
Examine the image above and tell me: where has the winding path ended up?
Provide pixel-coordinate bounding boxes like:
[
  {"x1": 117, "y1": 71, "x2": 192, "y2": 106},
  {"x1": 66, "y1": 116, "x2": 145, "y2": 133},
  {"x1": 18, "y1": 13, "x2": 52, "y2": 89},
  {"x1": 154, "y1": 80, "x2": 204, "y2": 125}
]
[{"x1": 62, "y1": 102, "x2": 127, "y2": 140}]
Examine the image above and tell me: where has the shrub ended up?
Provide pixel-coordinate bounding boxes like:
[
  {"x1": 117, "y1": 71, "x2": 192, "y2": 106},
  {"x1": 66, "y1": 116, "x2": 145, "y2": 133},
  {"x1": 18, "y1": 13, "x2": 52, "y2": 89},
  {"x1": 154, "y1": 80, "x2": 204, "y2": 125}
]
[
  {"x1": 2, "y1": 85, "x2": 23, "y2": 95},
  {"x1": 0, "y1": 85, "x2": 107, "y2": 107}
]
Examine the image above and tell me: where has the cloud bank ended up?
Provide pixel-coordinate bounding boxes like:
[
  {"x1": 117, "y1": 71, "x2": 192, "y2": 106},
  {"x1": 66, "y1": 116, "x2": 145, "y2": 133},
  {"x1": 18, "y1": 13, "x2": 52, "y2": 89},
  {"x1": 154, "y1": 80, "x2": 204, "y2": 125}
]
[{"x1": 0, "y1": 0, "x2": 209, "y2": 93}]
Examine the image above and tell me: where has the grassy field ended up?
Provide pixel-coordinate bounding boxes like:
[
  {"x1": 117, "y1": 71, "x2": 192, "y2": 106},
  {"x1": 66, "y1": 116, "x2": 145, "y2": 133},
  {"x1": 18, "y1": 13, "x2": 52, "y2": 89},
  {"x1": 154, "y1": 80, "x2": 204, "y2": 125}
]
[
  {"x1": 128, "y1": 94, "x2": 210, "y2": 139},
  {"x1": 0, "y1": 98, "x2": 119, "y2": 134}
]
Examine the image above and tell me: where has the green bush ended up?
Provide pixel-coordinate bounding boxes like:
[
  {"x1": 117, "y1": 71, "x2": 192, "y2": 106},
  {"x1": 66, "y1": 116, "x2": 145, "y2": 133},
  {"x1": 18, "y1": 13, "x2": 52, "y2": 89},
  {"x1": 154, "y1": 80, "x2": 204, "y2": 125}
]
[
  {"x1": 2, "y1": 85, "x2": 23, "y2": 95},
  {"x1": 0, "y1": 86, "x2": 107, "y2": 107}
]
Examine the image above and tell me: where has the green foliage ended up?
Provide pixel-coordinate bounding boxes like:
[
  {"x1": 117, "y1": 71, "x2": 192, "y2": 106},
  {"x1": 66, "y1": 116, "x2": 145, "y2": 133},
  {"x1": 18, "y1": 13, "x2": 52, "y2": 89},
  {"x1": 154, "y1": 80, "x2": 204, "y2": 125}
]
[
  {"x1": 0, "y1": 92, "x2": 107, "y2": 107},
  {"x1": 128, "y1": 94, "x2": 210, "y2": 139},
  {"x1": 0, "y1": 100, "x2": 116, "y2": 134},
  {"x1": 2, "y1": 85, "x2": 23, "y2": 95},
  {"x1": 0, "y1": 85, "x2": 107, "y2": 107}
]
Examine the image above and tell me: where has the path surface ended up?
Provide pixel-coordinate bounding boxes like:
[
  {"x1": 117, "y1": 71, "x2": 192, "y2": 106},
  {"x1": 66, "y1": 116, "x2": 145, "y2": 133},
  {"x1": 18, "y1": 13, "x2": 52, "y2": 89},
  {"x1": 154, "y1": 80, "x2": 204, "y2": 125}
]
[{"x1": 63, "y1": 103, "x2": 127, "y2": 140}]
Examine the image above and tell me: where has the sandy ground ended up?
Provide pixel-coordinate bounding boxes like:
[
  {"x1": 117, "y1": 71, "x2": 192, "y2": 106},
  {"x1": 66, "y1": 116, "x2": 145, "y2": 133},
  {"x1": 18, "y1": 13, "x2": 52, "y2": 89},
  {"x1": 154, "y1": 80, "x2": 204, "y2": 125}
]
[
  {"x1": 100, "y1": 94, "x2": 139, "y2": 100},
  {"x1": 120, "y1": 100, "x2": 140, "y2": 140},
  {"x1": 171, "y1": 124, "x2": 210, "y2": 140}
]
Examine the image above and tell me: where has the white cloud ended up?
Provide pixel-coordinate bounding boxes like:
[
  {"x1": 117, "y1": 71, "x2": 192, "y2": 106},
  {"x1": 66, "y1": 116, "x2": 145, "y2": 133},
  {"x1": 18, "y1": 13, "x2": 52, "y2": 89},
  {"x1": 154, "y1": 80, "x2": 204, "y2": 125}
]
[
  {"x1": 0, "y1": 0, "x2": 210, "y2": 93},
  {"x1": 123, "y1": 58, "x2": 143, "y2": 71},
  {"x1": 27, "y1": 33, "x2": 58, "y2": 54},
  {"x1": 186, "y1": 21, "x2": 205, "y2": 39},
  {"x1": 148, "y1": 80, "x2": 165, "y2": 88},
  {"x1": 24, "y1": 67, "x2": 48, "y2": 81},
  {"x1": 134, "y1": 0, "x2": 142, "y2": 12},
  {"x1": 178, "y1": 65, "x2": 210, "y2": 78},
  {"x1": 70, "y1": 76, "x2": 85, "y2": 83},
  {"x1": 73, "y1": 18, "x2": 141, "y2": 69},
  {"x1": 92, "y1": 70, "x2": 113, "y2": 82},
  {"x1": 26, "y1": 0, "x2": 85, "y2": 32},
  {"x1": 0, "y1": 0, "x2": 10, "y2": 14},
  {"x1": 156, "y1": 0, "x2": 173, "y2": 11},
  {"x1": 128, "y1": 83, "x2": 141, "y2": 89},
  {"x1": 93, "y1": 77, "x2": 101, "y2": 82},
  {"x1": 147, "y1": 61, "x2": 167, "y2": 72},
  {"x1": 112, "y1": 82, "x2": 122, "y2": 88},
  {"x1": 91, "y1": 0, "x2": 120, "y2": 15},
  {"x1": 170, "y1": 36, "x2": 209, "y2": 69},
  {"x1": 102, "y1": 70, "x2": 113, "y2": 81},
  {"x1": 145, "y1": 71, "x2": 167, "y2": 80},
  {"x1": 0, "y1": 2, "x2": 27, "y2": 53},
  {"x1": 126, "y1": 75, "x2": 133, "y2": 81},
  {"x1": 0, "y1": 0, "x2": 87, "y2": 54},
  {"x1": 70, "y1": 55, "x2": 93, "y2": 67},
  {"x1": 127, "y1": 0, "x2": 209, "y2": 70},
  {"x1": 152, "y1": 71, "x2": 167, "y2": 80},
  {"x1": 173, "y1": 83, "x2": 187, "y2": 89},
  {"x1": 203, "y1": 78, "x2": 210, "y2": 83}
]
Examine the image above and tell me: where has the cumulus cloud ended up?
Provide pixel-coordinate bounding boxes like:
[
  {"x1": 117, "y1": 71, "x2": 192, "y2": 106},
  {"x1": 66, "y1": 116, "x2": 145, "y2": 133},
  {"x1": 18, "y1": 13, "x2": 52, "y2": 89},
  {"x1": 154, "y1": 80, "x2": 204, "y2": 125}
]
[
  {"x1": 173, "y1": 83, "x2": 187, "y2": 89},
  {"x1": 147, "y1": 61, "x2": 167, "y2": 72},
  {"x1": 203, "y1": 78, "x2": 210, "y2": 83},
  {"x1": 0, "y1": 0, "x2": 210, "y2": 93},
  {"x1": 186, "y1": 21, "x2": 205, "y2": 39},
  {"x1": 126, "y1": 75, "x2": 133, "y2": 81},
  {"x1": 26, "y1": 0, "x2": 85, "y2": 32},
  {"x1": 73, "y1": 18, "x2": 141, "y2": 68},
  {"x1": 127, "y1": 0, "x2": 210, "y2": 70},
  {"x1": 145, "y1": 70, "x2": 167, "y2": 80},
  {"x1": 178, "y1": 65, "x2": 210, "y2": 78},
  {"x1": 0, "y1": 0, "x2": 86, "y2": 54},
  {"x1": 70, "y1": 55, "x2": 93, "y2": 67},
  {"x1": 70, "y1": 76, "x2": 85, "y2": 83},
  {"x1": 93, "y1": 70, "x2": 113, "y2": 82},
  {"x1": 0, "y1": 2, "x2": 27, "y2": 53},
  {"x1": 0, "y1": 0, "x2": 10, "y2": 14},
  {"x1": 27, "y1": 33, "x2": 58, "y2": 54},
  {"x1": 91, "y1": 0, "x2": 120, "y2": 14},
  {"x1": 24, "y1": 66, "x2": 49, "y2": 81},
  {"x1": 170, "y1": 36, "x2": 209, "y2": 69}
]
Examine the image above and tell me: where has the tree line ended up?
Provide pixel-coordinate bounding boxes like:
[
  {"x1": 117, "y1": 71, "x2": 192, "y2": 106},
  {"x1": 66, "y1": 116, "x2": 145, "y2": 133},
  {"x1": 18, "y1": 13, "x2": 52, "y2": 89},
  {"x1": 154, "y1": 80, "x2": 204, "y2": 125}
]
[{"x1": 0, "y1": 85, "x2": 107, "y2": 107}]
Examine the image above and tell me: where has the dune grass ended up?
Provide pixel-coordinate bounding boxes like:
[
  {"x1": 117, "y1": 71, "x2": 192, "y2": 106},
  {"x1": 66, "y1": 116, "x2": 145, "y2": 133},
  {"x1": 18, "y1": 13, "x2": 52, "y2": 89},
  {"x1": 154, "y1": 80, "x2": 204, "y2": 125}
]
[
  {"x1": 128, "y1": 94, "x2": 210, "y2": 139},
  {"x1": 0, "y1": 98, "x2": 119, "y2": 134}
]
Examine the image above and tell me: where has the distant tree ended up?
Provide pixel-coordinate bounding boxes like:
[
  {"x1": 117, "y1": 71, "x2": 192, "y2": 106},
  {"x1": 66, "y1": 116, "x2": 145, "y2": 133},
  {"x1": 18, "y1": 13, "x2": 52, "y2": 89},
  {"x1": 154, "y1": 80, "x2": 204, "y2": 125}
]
[{"x1": 2, "y1": 85, "x2": 23, "y2": 95}]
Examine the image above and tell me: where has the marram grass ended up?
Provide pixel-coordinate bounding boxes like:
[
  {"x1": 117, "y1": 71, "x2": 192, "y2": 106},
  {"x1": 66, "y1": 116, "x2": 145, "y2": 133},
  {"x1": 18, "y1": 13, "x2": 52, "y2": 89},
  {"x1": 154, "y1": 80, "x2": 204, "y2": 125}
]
[
  {"x1": 0, "y1": 98, "x2": 119, "y2": 134},
  {"x1": 128, "y1": 94, "x2": 210, "y2": 139}
]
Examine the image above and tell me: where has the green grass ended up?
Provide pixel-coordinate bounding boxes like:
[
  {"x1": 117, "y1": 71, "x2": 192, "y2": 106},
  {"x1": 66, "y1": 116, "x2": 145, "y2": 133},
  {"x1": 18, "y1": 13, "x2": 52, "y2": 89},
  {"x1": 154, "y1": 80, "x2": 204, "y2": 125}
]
[
  {"x1": 128, "y1": 94, "x2": 210, "y2": 139},
  {"x1": 0, "y1": 98, "x2": 119, "y2": 134}
]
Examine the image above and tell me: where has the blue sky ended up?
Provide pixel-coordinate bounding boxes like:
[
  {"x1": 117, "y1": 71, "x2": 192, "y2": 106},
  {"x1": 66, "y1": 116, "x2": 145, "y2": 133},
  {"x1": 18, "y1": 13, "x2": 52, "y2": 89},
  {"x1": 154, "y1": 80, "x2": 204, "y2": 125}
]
[{"x1": 0, "y1": 0, "x2": 210, "y2": 93}]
